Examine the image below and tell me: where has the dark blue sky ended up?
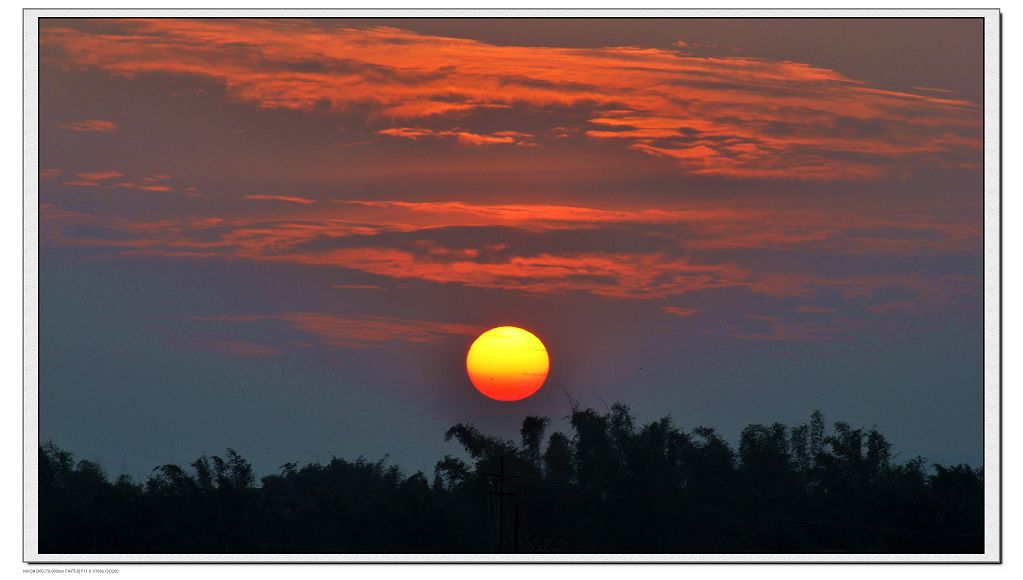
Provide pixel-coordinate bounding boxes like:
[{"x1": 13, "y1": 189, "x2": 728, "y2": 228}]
[{"x1": 39, "y1": 18, "x2": 984, "y2": 478}]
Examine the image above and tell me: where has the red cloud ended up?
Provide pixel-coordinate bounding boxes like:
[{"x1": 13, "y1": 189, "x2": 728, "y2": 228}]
[
  {"x1": 245, "y1": 194, "x2": 317, "y2": 205},
  {"x1": 61, "y1": 170, "x2": 176, "y2": 192},
  {"x1": 41, "y1": 19, "x2": 981, "y2": 181},
  {"x1": 379, "y1": 127, "x2": 534, "y2": 147},
  {"x1": 77, "y1": 170, "x2": 123, "y2": 181},
  {"x1": 340, "y1": 200, "x2": 741, "y2": 227},
  {"x1": 62, "y1": 170, "x2": 124, "y2": 187},
  {"x1": 196, "y1": 313, "x2": 482, "y2": 349},
  {"x1": 57, "y1": 119, "x2": 117, "y2": 132},
  {"x1": 661, "y1": 306, "x2": 699, "y2": 317},
  {"x1": 116, "y1": 182, "x2": 172, "y2": 192},
  {"x1": 271, "y1": 248, "x2": 748, "y2": 300},
  {"x1": 39, "y1": 197, "x2": 981, "y2": 303}
]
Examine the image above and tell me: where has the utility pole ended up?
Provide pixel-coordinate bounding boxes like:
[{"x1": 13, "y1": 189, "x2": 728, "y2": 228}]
[
  {"x1": 513, "y1": 503, "x2": 519, "y2": 553},
  {"x1": 484, "y1": 454, "x2": 520, "y2": 553}
]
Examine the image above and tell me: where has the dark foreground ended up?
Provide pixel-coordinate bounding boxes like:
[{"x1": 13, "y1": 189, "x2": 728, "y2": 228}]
[{"x1": 39, "y1": 405, "x2": 983, "y2": 554}]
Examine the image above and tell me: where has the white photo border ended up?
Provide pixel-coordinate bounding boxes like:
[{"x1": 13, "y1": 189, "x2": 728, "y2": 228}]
[{"x1": 22, "y1": 7, "x2": 1002, "y2": 564}]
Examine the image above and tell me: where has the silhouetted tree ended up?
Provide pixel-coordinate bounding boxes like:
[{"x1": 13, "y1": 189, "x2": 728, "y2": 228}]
[
  {"x1": 519, "y1": 416, "x2": 550, "y2": 471},
  {"x1": 38, "y1": 406, "x2": 984, "y2": 554},
  {"x1": 542, "y1": 431, "x2": 573, "y2": 484}
]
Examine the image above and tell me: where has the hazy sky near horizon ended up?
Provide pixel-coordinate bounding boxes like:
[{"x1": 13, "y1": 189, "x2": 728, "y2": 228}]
[{"x1": 38, "y1": 17, "x2": 985, "y2": 478}]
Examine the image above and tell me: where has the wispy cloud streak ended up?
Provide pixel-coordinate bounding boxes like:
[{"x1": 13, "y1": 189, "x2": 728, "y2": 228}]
[
  {"x1": 194, "y1": 313, "x2": 482, "y2": 349},
  {"x1": 41, "y1": 19, "x2": 981, "y2": 180},
  {"x1": 40, "y1": 198, "x2": 980, "y2": 306},
  {"x1": 57, "y1": 119, "x2": 117, "y2": 132}
]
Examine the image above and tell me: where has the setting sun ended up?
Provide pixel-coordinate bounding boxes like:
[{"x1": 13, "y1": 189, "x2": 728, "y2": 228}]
[{"x1": 466, "y1": 326, "x2": 550, "y2": 401}]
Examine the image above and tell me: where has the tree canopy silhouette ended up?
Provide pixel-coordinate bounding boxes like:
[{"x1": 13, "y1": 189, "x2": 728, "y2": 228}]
[{"x1": 38, "y1": 405, "x2": 983, "y2": 554}]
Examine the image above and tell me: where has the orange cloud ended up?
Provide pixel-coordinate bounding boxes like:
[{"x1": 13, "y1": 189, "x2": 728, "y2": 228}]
[
  {"x1": 340, "y1": 200, "x2": 741, "y2": 228},
  {"x1": 40, "y1": 19, "x2": 981, "y2": 181},
  {"x1": 338, "y1": 200, "x2": 979, "y2": 256},
  {"x1": 275, "y1": 248, "x2": 747, "y2": 300},
  {"x1": 245, "y1": 194, "x2": 317, "y2": 205},
  {"x1": 39, "y1": 196, "x2": 981, "y2": 303},
  {"x1": 379, "y1": 127, "x2": 534, "y2": 147},
  {"x1": 115, "y1": 181, "x2": 173, "y2": 192},
  {"x1": 62, "y1": 170, "x2": 124, "y2": 187},
  {"x1": 57, "y1": 119, "x2": 117, "y2": 132},
  {"x1": 196, "y1": 313, "x2": 483, "y2": 349},
  {"x1": 61, "y1": 170, "x2": 177, "y2": 192},
  {"x1": 78, "y1": 170, "x2": 123, "y2": 181},
  {"x1": 661, "y1": 306, "x2": 699, "y2": 317}
]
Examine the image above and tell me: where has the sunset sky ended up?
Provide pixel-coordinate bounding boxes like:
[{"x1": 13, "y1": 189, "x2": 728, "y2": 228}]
[{"x1": 38, "y1": 18, "x2": 984, "y2": 477}]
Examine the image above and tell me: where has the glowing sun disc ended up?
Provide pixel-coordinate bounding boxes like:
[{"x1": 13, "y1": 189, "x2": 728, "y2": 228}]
[{"x1": 466, "y1": 326, "x2": 550, "y2": 401}]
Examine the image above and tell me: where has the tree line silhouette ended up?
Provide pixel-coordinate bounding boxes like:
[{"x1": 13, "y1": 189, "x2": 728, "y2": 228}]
[{"x1": 39, "y1": 404, "x2": 983, "y2": 554}]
